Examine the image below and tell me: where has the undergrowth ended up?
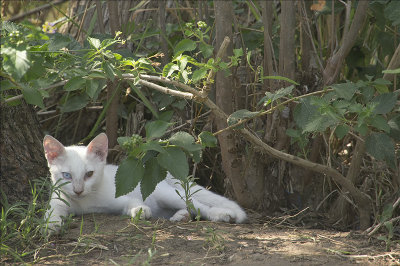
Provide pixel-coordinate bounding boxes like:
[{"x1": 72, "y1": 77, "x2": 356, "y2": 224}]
[{"x1": 0, "y1": 177, "x2": 51, "y2": 263}]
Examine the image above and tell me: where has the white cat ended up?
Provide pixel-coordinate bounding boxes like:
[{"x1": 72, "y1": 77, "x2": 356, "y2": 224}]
[{"x1": 43, "y1": 133, "x2": 247, "y2": 233}]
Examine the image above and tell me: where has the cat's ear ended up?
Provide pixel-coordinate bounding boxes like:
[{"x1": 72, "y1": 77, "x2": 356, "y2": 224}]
[
  {"x1": 87, "y1": 133, "x2": 108, "y2": 161},
  {"x1": 43, "y1": 135, "x2": 66, "y2": 164}
]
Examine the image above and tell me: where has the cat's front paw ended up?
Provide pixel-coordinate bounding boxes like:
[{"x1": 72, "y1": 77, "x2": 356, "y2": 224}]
[
  {"x1": 170, "y1": 209, "x2": 190, "y2": 222},
  {"x1": 129, "y1": 205, "x2": 152, "y2": 220}
]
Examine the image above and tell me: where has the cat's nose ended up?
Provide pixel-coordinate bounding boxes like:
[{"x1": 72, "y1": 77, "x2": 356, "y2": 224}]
[{"x1": 74, "y1": 189, "x2": 83, "y2": 196}]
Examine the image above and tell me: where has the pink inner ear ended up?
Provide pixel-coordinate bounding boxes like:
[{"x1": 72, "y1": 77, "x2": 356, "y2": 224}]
[
  {"x1": 43, "y1": 136, "x2": 65, "y2": 163},
  {"x1": 87, "y1": 133, "x2": 108, "y2": 161}
]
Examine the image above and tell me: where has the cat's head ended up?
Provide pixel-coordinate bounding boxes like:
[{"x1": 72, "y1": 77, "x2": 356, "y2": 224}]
[{"x1": 43, "y1": 133, "x2": 108, "y2": 198}]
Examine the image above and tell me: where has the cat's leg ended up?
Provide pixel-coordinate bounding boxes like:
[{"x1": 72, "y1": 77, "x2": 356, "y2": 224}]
[
  {"x1": 123, "y1": 196, "x2": 152, "y2": 220},
  {"x1": 191, "y1": 188, "x2": 247, "y2": 223},
  {"x1": 44, "y1": 193, "x2": 70, "y2": 234}
]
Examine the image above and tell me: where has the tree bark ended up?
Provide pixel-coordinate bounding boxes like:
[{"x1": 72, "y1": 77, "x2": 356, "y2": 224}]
[
  {"x1": 214, "y1": 1, "x2": 253, "y2": 208},
  {"x1": 0, "y1": 101, "x2": 47, "y2": 205}
]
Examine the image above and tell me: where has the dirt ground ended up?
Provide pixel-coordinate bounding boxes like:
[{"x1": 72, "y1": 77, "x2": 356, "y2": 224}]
[{"x1": 25, "y1": 212, "x2": 399, "y2": 265}]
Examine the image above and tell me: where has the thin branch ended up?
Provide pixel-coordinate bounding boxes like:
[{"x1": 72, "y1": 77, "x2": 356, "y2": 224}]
[
  {"x1": 8, "y1": 0, "x2": 67, "y2": 22},
  {"x1": 365, "y1": 196, "x2": 400, "y2": 236},
  {"x1": 137, "y1": 74, "x2": 201, "y2": 97},
  {"x1": 300, "y1": 0, "x2": 324, "y2": 72},
  {"x1": 3, "y1": 81, "x2": 67, "y2": 104},
  {"x1": 137, "y1": 79, "x2": 194, "y2": 99},
  {"x1": 213, "y1": 88, "x2": 334, "y2": 136},
  {"x1": 201, "y1": 36, "x2": 231, "y2": 97}
]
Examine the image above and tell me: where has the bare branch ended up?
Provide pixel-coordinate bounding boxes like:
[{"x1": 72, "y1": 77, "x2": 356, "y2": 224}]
[
  {"x1": 137, "y1": 79, "x2": 194, "y2": 100},
  {"x1": 8, "y1": 0, "x2": 67, "y2": 22},
  {"x1": 323, "y1": 0, "x2": 369, "y2": 85},
  {"x1": 3, "y1": 81, "x2": 67, "y2": 104}
]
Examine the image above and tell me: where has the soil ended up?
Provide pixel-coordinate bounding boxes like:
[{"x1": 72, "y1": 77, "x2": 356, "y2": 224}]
[{"x1": 29, "y1": 212, "x2": 399, "y2": 265}]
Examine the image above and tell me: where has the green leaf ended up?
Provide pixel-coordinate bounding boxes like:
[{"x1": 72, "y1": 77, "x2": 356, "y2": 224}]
[
  {"x1": 365, "y1": 132, "x2": 396, "y2": 169},
  {"x1": 87, "y1": 37, "x2": 101, "y2": 49},
  {"x1": 286, "y1": 128, "x2": 300, "y2": 138},
  {"x1": 370, "y1": 115, "x2": 390, "y2": 133},
  {"x1": 141, "y1": 141, "x2": 165, "y2": 153},
  {"x1": 174, "y1": 39, "x2": 197, "y2": 55},
  {"x1": 48, "y1": 33, "x2": 72, "y2": 51},
  {"x1": 233, "y1": 48, "x2": 243, "y2": 57},
  {"x1": 60, "y1": 94, "x2": 89, "y2": 112},
  {"x1": 259, "y1": 85, "x2": 295, "y2": 105},
  {"x1": 382, "y1": 68, "x2": 400, "y2": 74},
  {"x1": 331, "y1": 82, "x2": 358, "y2": 100},
  {"x1": 64, "y1": 77, "x2": 86, "y2": 92},
  {"x1": 294, "y1": 97, "x2": 338, "y2": 133},
  {"x1": 169, "y1": 131, "x2": 202, "y2": 152},
  {"x1": 384, "y1": 0, "x2": 400, "y2": 26},
  {"x1": 177, "y1": 55, "x2": 188, "y2": 72},
  {"x1": 115, "y1": 157, "x2": 144, "y2": 197},
  {"x1": 199, "y1": 42, "x2": 214, "y2": 58},
  {"x1": 102, "y1": 61, "x2": 115, "y2": 81},
  {"x1": 145, "y1": 120, "x2": 172, "y2": 139},
  {"x1": 198, "y1": 131, "x2": 218, "y2": 148},
  {"x1": 157, "y1": 147, "x2": 189, "y2": 180},
  {"x1": 117, "y1": 137, "x2": 131, "y2": 146},
  {"x1": 371, "y1": 93, "x2": 397, "y2": 114},
  {"x1": 87, "y1": 71, "x2": 107, "y2": 79},
  {"x1": 380, "y1": 203, "x2": 393, "y2": 222},
  {"x1": 302, "y1": 115, "x2": 337, "y2": 133},
  {"x1": 294, "y1": 98, "x2": 319, "y2": 128},
  {"x1": 85, "y1": 79, "x2": 102, "y2": 99},
  {"x1": 227, "y1": 109, "x2": 259, "y2": 128},
  {"x1": 261, "y1": 75, "x2": 299, "y2": 85},
  {"x1": 355, "y1": 122, "x2": 368, "y2": 136},
  {"x1": 388, "y1": 115, "x2": 400, "y2": 141},
  {"x1": 127, "y1": 81, "x2": 159, "y2": 119},
  {"x1": 335, "y1": 124, "x2": 350, "y2": 139},
  {"x1": 141, "y1": 157, "x2": 167, "y2": 200},
  {"x1": 21, "y1": 84, "x2": 44, "y2": 108},
  {"x1": 2, "y1": 47, "x2": 31, "y2": 79},
  {"x1": 162, "y1": 62, "x2": 179, "y2": 77},
  {"x1": 192, "y1": 67, "x2": 208, "y2": 83}
]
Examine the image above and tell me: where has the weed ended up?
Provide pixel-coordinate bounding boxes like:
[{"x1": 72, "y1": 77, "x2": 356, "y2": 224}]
[
  {"x1": 0, "y1": 177, "x2": 52, "y2": 262},
  {"x1": 203, "y1": 227, "x2": 225, "y2": 252},
  {"x1": 174, "y1": 175, "x2": 201, "y2": 222}
]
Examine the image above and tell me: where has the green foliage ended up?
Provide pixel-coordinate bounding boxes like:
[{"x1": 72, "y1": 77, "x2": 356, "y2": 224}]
[
  {"x1": 0, "y1": 178, "x2": 53, "y2": 262},
  {"x1": 115, "y1": 119, "x2": 208, "y2": 200},
  {"x1": 288, "y1": 78, "x2": 399, "y2": 169}
]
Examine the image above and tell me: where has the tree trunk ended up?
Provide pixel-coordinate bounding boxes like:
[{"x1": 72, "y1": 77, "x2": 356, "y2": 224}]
[
  {"x1": 214, "y1": 1, "x2": 253, "y2": 208},
  {"x1": 0, "y1": 101, "x2": 47, "y2": 205}
]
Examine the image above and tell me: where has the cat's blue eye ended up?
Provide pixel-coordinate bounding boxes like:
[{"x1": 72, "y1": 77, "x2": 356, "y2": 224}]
[{"x1": 62, "y1": 172, "x2": 72, "y2": 180}]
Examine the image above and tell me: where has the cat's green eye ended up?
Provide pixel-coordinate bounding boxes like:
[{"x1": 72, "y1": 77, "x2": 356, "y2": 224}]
[{"x1": 85, "y1": 171, "x2": 94, "y2": 179}]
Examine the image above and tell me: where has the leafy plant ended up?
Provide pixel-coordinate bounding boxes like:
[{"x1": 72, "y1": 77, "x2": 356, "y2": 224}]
[
  {"x1": 0, "y1": 178, "x2": 53, "y2": 262},
  {"x1": 115, "y1": 120, "x2": 217, "y2": 201}
]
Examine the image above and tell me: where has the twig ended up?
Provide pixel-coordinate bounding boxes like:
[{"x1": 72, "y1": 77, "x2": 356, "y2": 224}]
[
  {"x1": 3, "y1": 80, "x2": 67, "y2": 104},
  {"x1": 365, "y1": 195, "x2": 400, "y2": 236},
  {"x1": 213, "y1": 88, "x2": 334, "y2": 136},
  {"x1": 274, "y1": 207, "x2": 310, "y2": 226},
  {"x1": 137, "y1": 74, "x2": 200, "y2": 97},
  {"x1": 137, "y1": 79, "x2": 194, "y2": 99},
  {"x1": 300, "y1": 0, "x2": 324, "y2": 72},
  {"x1": 8, "y1": 0, "x2": 67, "y2": 22}
]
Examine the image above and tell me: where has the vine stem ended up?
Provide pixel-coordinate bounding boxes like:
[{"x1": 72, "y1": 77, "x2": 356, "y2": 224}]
[{"x1": 213, "y1": 88, "x2": 334, "y2": 136}]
